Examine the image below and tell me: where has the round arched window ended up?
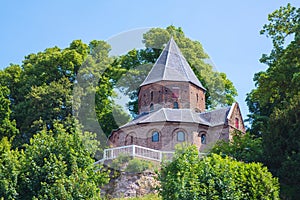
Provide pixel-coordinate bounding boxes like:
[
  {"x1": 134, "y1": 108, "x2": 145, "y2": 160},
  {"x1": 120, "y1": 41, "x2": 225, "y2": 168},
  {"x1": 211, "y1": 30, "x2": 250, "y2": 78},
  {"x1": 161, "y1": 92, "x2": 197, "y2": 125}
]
[
  {"x1": 177, "y1": 131, "x2": 185, "y2": 142},
  {"x1": 201, "y1": 134, "x2": 206, "y2": 144},
  {"x1": 152, "y1": 131, "x2": 159, "y2": 142}
]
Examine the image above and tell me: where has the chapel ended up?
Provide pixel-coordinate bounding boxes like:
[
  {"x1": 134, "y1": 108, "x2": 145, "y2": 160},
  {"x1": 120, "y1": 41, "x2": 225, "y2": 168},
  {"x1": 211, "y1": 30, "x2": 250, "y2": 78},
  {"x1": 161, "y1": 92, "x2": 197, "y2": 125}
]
[{"x1": 108, "y1": 38, "x2": 245, "y2": 152}]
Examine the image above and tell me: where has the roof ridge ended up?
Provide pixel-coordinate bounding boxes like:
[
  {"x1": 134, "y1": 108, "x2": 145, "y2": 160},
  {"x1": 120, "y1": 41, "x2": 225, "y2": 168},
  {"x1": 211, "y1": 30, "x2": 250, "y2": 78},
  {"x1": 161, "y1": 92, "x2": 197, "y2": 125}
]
[
  {"x1": 162, "y1": 38, "x2": 172, "y2": 80},
  {"x1": 173, "y1": 39, "x2": 190, "y2": 81},
  {"x1": 140, "y1": 38, "x2": 206, "y2": 90},
  {"x1": 162, "y1": 108, "x2": 168, "y2": 121}
]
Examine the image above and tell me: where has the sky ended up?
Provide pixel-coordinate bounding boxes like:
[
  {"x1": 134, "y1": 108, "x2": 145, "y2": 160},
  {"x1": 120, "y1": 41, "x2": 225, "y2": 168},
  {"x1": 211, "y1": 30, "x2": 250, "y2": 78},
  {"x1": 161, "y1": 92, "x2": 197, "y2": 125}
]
[{"x1": 1, "y1": 1, "x2": 299, "y2": 123}]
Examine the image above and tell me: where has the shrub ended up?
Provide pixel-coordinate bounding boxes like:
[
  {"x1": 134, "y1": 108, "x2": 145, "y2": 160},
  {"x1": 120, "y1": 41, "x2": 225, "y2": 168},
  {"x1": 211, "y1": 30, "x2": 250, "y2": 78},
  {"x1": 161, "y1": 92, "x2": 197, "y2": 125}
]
[
  {"x1": 160, "y1": 145, "x2": 279, "y2": 200},
  {"x1": 125, "y1": 158, "x2": 153, "y2": 173},
  {"x1": 109, "y1": 153, "x2": 132, "y2": 170}
]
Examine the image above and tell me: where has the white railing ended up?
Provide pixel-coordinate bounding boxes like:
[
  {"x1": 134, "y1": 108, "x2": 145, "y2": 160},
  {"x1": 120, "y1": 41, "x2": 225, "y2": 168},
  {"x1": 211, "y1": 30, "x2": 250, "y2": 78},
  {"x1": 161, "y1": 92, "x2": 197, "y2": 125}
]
[{"x1": 94, "y1": 145, "x2": 174, "y2": 164}]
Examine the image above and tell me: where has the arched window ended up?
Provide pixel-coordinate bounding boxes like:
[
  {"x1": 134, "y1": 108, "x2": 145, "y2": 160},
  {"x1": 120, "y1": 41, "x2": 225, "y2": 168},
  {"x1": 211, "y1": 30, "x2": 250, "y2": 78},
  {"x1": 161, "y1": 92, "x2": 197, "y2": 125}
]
[
  {"x1": 235, "y1": 118, "x2": 239, "y2": 129},
  {"x1": 152, "y1": 131, "x2": 159, "y2": 142},
  {"x1": 173, "y1": 102, "x2": 179, "y2": 109},
  {"x1": 201, "y1": 134, "x2": 206, "y2": 144},
  {"x1": 130, "y1": 136, "x2": 133, "y2": 144},
  {"x1": 125, "y1": 133, "x2": 136, "y2": 145},
  {"x1": 150, "y1": 91, "x2": 154, "y2": 101},
  {"x1": 177, "y1": 131, "x2": 185, "y2": 142},
  {"x1": 196, "y1": 93, "x2": 199, "y2": 102},
  {"x1": 150, "y1": 103, "x2": 154, "y2": 111}
]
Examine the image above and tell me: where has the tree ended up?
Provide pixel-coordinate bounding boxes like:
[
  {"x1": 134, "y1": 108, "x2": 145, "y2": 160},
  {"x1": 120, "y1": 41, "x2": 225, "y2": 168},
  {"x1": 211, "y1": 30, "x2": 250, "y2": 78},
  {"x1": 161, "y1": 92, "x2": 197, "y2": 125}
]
[
  {"x1": 0, "y1": 39, "x2": 130, "y2": 148},
  {"x1": 160, "y1": 145, "x2": 279, "y2": 200},
  {"x1": 246, "y1": 3, "x2": 300, "y2": 198},
  {"x1": 0, "y1": 137, "x2": 20, "y2": 199},
  {"x1": 210, "y1": 131, "x2": 263, "y2": 163},
  {"x1": 17, "y1": 118, "x2": 109, "y2": 200},
  {"x1": 116, "y1": 26, "x2": 237, "y2": 115},
  {"x1": 74, "y1": 40, "x2": 130, "y2": 141},
  {"x1": 0, "y1": 86, "x2": 18, "y2": 140}
]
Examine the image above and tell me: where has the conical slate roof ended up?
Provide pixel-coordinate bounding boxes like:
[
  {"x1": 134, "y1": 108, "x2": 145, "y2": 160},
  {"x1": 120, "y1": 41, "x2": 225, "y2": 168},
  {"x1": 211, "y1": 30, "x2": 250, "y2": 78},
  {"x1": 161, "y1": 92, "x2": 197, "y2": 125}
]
[{"x1": 140, "y1": 37, "x2": 206, "y2": 90}]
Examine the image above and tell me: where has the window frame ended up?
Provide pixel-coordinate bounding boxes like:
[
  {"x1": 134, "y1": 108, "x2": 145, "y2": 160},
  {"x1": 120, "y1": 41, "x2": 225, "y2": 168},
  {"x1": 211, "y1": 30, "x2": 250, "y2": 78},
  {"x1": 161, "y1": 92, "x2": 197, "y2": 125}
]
[
  {"x1": 201, "y1": 134, "x2": 206, "y2": 144},
  {"x1": 173, "y1": 101, "x2": 179, "y2": 109},
  {"x1": 235, "y1": 117, "x2": 239, "y2": 129},
  {"x1": 177, "y1": 131, "x2": 185, "y2": 142},
  {"x1": 152, "y1": 131, "x2": 159, "y2": 142}
]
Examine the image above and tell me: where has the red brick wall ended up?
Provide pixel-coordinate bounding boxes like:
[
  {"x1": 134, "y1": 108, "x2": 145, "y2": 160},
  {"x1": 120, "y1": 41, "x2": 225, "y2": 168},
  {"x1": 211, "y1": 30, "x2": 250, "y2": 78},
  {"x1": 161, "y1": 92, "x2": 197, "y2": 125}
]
[
  {"x1": 227, "y1": 103, "x2": 246, "y2": 134},
  {"x1": 109, "y1": 122, "x2": 215, "y2": 152},
  {"x1": 138, "y1": 81, "x2": 206, "y2": 114},
  {"x1": 189, "y1": 84, "x2": 205, "y2": 112}
]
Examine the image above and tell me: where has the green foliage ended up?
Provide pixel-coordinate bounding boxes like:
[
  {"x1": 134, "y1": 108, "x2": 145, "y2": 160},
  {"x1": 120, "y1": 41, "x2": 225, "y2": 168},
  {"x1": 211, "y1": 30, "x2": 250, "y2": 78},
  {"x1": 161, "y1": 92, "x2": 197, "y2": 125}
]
[
  {"x1": 74, "y1": 40, "x2": 130, "y2": 139},
  {"x1": 109, "y1": 154, "x2": 154, "y2": 173},
  {"x1": 125, "y1": 158, "x2": 153, "y2": 173},
  {"x1": 246, "y1": 3, "x2": 300, "y2": 198},
  {"x1": 0, "y1": 137, "x2": 20, "y2": 199},
  {"x1": 17, "y1": 119, "x2": 109, "y2": 200},
  {"x1": 0, "y1": 86, "x2": 18, "y2": 140},
  {"x1": 160, "y1": 145, "x2": 279, "y2": 200},
  {"x1": 0, "y1": 39, "x2": 130, "y2": 148},
  {"x1": 109, "y1": 153, "x2": 132, "y2": 170},
  {"x1": 114, "y1": 193, "x2": 161, "y2": 200},
  {"x1": 210, "y1": 131, "x2": 263, "y2": 163}
]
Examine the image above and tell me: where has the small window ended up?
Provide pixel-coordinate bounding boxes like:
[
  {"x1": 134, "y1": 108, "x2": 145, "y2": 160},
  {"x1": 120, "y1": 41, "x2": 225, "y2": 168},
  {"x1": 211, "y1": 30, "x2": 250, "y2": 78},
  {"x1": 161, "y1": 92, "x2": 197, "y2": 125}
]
[
  {"x1": 150, "y1": 91, "x2": 154, "y2": 101},
  {"x1": 130, "y1": 136, "x2": 133, "y2": 144},
  {"x1": 235, "y1": 118, "x2": 239, "y2": 129},
  {"x1": 201, "y1": 134, "x2": 206, "y2": 144},
  {"x1": 152, "y1": 131, "x2": 159, "y2": 142},
  {"x1": 150, "y1": 103, "x2": 154, "y2": 111},
  {"x1": 177, "y1": 131, "x2": 185, "y2": 142},
  {"x1": 172, "y1": 88, "x2": 179, "y2": 98},
  {"x1": 173, "y1": 102, "x2": 179, "y2": 109},
  {"x1": 196, "y1": 94, "x2": 199, "y2": 102}
]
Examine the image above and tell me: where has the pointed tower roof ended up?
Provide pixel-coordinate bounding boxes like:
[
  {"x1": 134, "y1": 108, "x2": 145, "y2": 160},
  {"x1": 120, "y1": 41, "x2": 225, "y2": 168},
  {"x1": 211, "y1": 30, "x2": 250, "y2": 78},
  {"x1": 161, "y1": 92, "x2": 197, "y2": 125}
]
[{"x1": 140, "y1": 37, "x2": 206, "y2": 90}]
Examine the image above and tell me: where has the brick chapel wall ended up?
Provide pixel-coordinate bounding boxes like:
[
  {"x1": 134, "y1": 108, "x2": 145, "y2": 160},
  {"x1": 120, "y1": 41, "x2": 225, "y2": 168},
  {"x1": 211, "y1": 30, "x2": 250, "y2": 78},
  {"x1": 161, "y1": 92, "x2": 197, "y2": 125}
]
[
  {"x1": 197, "y1": 125, "x2": 229, "y2": 151},
  {"x1": 189, "y1": 84, "x2": 205, "y2": 112},
  {"x1": 138, "y1": 81, "x2": 205, "y2": 114},
  {"x1": 109, "y1": 122, "x2": 210, "y2": 152}
]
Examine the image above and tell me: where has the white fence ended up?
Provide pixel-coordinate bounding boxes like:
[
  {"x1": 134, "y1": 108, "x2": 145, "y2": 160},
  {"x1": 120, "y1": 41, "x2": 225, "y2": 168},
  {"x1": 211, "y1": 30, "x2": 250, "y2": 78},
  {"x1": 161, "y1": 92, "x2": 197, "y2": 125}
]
[{"x1": 95, "y1": 145, "x2": 174, "y2": 164}]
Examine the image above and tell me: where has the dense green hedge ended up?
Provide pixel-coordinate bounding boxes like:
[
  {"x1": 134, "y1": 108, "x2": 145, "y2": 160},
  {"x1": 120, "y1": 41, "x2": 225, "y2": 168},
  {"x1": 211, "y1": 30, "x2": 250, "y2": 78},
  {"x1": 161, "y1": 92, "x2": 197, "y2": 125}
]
[{"x1": 160, "y1": 145, "x2": 279, "y2": 200}]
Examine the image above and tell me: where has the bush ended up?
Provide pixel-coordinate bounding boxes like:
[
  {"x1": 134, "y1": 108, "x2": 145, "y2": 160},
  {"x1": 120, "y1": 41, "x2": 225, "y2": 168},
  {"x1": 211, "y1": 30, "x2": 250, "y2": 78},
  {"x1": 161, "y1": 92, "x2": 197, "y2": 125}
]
[
  {"x1": 210, "y1": 131, "x2": 263, "y2": 163},
  {"x1": 114, "y1": 193, "x2": 161, "y2": 200},
  {"x1": 160, "y1": 145, "x2": 279, "y2": 200},
  {"x1": 109, "y1": 153, "x2": 132, "y2": 170},
  {"x1": 125, "y1": 158, "x2": 153, "y2": 173}
]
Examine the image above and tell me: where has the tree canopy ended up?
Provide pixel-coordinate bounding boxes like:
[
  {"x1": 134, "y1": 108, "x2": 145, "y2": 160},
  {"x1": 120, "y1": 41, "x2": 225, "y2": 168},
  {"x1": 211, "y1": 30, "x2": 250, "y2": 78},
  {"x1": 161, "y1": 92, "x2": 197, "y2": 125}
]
[
  {"x1": 0, "y1": 118, "x2": 109, "y2": 200},
  {"x1": 246, "y1": 3, "x2": 300, "y2": 198}
]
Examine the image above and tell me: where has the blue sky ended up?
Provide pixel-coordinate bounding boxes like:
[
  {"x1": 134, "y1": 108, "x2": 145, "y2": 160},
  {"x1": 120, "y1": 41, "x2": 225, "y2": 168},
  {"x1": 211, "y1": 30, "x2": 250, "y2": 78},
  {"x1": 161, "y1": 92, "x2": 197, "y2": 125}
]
[{"x1": 1, "y1": 1, "x2": 299, "y2": 121}]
